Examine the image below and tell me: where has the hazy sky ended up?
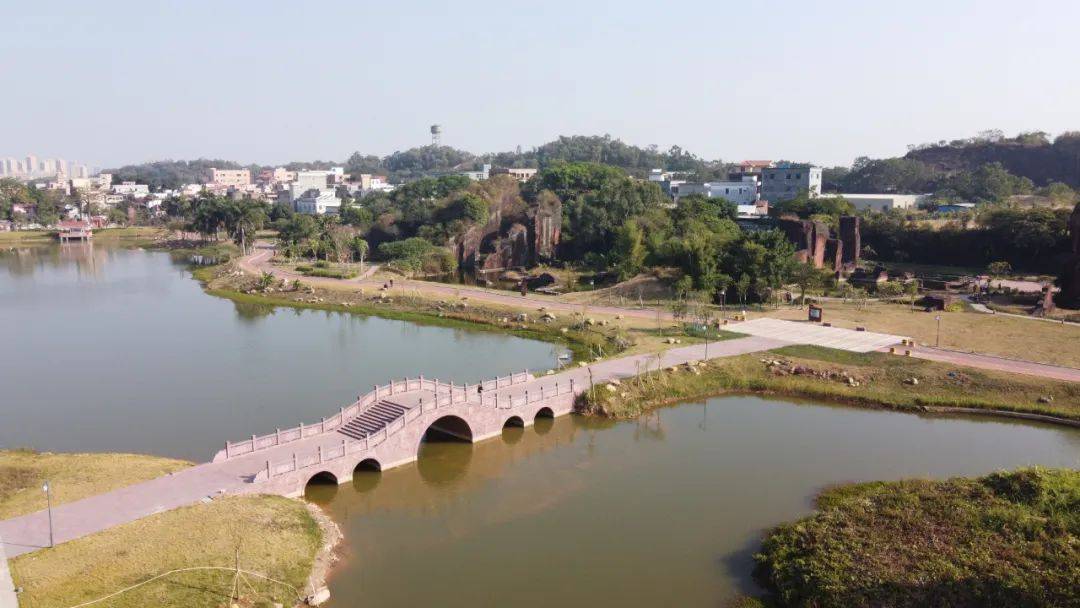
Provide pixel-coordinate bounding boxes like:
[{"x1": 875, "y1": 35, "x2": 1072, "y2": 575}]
[{"x1": 4, "y1": 0, "x2": 1079, "y2": 169}]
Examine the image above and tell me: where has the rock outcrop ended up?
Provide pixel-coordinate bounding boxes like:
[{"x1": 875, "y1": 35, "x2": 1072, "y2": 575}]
[{"x1": 1058, "y1": 202, "x2": 1080, "y2": 307}]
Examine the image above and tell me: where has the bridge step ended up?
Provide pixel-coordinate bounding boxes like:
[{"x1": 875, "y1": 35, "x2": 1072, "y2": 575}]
[{"x1": 337, "y1": 399, "x2": 413, "y2": 441}]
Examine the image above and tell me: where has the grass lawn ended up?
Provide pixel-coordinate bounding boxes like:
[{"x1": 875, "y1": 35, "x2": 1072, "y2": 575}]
[
  {"x1": 578, "y1": 345, "x2": 1080, "y2": 421},
  {"x1": 760, "y1": 300, "x2": 1080, "y2": 368},
  {"x1": 207, "y1": 262, "x2": 708, "y2": 361},
  {"x1": 752, "y1": 468, "x2": 1080, "y2": 607},
  {"x1": 0, "y1": 230, "x2": 52, "y2": 244},
  {"x1": 9, "y1": 495, "x2": 321, "y2": 608},
  {"x1": 0, "y1": 450, "x2": 190, "y2": 520},
  {"x1": 90, "y1": 227, "x2": 164, "y2": 241}
]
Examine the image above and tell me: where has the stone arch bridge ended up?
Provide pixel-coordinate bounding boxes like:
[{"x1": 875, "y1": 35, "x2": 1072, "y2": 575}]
[{"x1": 217, "y1": 372, "x2": 577, "y2": 497}]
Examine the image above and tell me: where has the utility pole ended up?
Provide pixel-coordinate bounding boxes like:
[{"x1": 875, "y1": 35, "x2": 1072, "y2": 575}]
[
  {"x1": 43, "y1": 480, "x2": 54, "y2": 548},
  {"x1": 935, "y1": 315, "x2": 942, "y2": 348}
]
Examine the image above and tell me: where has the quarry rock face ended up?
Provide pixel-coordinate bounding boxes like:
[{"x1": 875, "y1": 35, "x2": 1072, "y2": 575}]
[{"x1": 1060, "y1": 202, "x2": 1080, "y2": 307}]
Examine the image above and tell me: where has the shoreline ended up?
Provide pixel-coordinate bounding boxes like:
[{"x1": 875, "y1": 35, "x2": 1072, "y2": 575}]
[
  {"x1": 576, "y1": 351, "x2": 1080, "y2": 429},
  {"x1": 302, "y1": 501, "x2": 342, "y2": 606}
]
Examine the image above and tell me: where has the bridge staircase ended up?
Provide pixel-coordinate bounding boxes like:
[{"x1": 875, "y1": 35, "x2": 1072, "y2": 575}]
[{"x1": 337, "y1": 400, "x2": 411, "y2": 441}]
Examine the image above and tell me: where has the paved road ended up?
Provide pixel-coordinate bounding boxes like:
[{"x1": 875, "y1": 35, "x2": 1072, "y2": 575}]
[
  {"x1": 0, "y1": 335, "x2": 790, "y2": 559},
  {"x1": 908, "y1": 346, "x2": 1080, "y2": 383},
  {"x1": 0, "y1": 535, "x2": 16, "y2": 608}
]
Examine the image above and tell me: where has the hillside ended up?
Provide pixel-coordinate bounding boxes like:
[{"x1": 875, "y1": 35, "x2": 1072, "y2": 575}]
[{"x1": 906, "y1": 133, "x2": 1080, "y2": 187}]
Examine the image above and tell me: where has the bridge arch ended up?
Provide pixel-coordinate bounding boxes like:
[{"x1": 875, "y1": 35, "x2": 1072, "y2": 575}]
[
  {"x1": 534, "y1": 406, "x2": 554, "y2": 420},
  {"x1": 421, "y1": 415, "x2": 474, "y2": 443},
  {"x1": 354, "y1": 458, "x2": 382, "y2": 472},
  {"x1": 304, "y1": 471, "x2": 339, "y2": 498},
  {"x1": 503, "y1": 415, "x2": 525, "y2": 428}
]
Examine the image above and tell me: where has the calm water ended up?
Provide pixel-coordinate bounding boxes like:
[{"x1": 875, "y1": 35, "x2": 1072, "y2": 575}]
[
  {"x1": 312, "y1": 398, "x2": 1080, "y2": 607},
  {"x1": 0, "y1": 243, "x2": 559, "y2": 460},
  {"x1": 3, "y1": 242, "x2": 1079, "y2": 606}
]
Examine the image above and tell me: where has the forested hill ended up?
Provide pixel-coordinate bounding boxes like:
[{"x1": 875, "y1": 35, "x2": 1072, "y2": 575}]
[
  {"x1": 905, "y1": 132, "x2": 1080, "y2": 187},
  {"x1": 107, "y1": 159, "x2": 253, "y2": 190},
  {"x1": 106, "y1": 136, "x2": 733, "y2": 188},
  {"x1": 346, "y1": 135, "x2": 730, "y2": 181}
]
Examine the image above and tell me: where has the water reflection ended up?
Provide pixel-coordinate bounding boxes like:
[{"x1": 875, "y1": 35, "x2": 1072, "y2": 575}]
[
  {"x1": 0, "y1": 244, "x2": 558, "y2": 460},
  {"x1": 317, "y1": 397, "x2": 1080, "y2": 608}
]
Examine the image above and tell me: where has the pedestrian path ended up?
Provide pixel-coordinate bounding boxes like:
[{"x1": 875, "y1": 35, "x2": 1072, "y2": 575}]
[
  {"x1": 0, "y1": 535, "x2": 17, "y2": 608},
  {"x1": 732, "y1": 318, "x2": 905, "y2": 352}
]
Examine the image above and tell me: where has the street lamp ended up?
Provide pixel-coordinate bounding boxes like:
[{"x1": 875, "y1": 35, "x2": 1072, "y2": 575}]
[
  {"x1": 42, "y1": 480, "x2": 54, "y2": 548},
  {"x1": 935, "y1": 315, "x2": 942, "y2": 348}
]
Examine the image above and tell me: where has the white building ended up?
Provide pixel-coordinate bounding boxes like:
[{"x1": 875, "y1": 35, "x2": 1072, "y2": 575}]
[
  {"x1": 672, "y1": 176, "x2": 759, "y2": 205},
  {"x1": 761, "y1": 165, "x2": 822, "y2": 202},
  {"x1": 294, "y1": 189, "x2": 342, "y2": 215},
  {"x1": 112, "y1": 182, "x2": 150, "y2": 197},
  {"x1": 834, "y1": 193, "x2": 929, "y2": 212},
  {"x1": 459, "y1": 164, "x2": 491, "y2": 181}
]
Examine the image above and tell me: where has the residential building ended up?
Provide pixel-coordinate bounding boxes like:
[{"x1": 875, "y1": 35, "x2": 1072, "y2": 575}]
[
  {"x1": 112, "y1": 182, "x2": 150, "y2": 197},
  {"x1": 294, "y1": 189, "x2": 341, "y2": 215},
  {"x1": 672, "y1": 176, "x2": 760, "y2": 205},
  {"x1": 208, "y1": 168, "x2": 251, "y2": 188},
  {"x1": 761, "y1": 164, "x2": 822, "y2": 202},
  {"x1": 834, "y1": 193, "x2": 928, "y2": 212},
  {"x1": 25, "y1": 154, "x2": 38, "y2": 175},
  {"x1": 489, "y1": 167, "x2": 538, "y2": 182},
  {"x1": 459, "y1": 164, "x2": 491, "y2": 181},
  {"x1": 258, "y1": 167, "x2": 295, "y2": 184}
]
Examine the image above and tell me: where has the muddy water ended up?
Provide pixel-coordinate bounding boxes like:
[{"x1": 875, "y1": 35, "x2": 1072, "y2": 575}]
[{"x1": 307, "y1": 396, "x2": 1080, "y2": 606}]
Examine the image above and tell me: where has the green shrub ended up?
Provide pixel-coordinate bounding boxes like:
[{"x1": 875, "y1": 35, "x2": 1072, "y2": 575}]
[
  {"x1": 754, "y1": 468, "x2": 1080, "y2": 608},
  {"x1": 302, "y1": 268, "x2": 358, "y2": 279},
  {"x1": 313, "y1": 260, "x2": 330, "y2": 268}
]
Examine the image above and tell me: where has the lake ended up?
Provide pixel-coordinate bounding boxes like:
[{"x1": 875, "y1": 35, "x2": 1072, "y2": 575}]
[
  {"x1": 0, "y1": 243, "x2": 560, "y2": 461},
  {"x1": 2, "y1": 241, "x2": 1077, "y2": 606}
]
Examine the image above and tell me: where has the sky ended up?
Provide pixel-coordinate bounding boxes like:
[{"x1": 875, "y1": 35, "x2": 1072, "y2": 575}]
[{"x1": 3, "y1": 0, "x2": 1079, "y2": 169}]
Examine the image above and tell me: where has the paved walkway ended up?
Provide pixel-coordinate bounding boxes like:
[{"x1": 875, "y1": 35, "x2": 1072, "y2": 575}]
[
  {"x1": 908, "y1": 346, "x2": 1080, "y2": 383},
  {"x1": 732, "y1": 318, "x2": 904, "y2": 352},
  {"x1": 0, "y1": 335, "x2": 790, "y2": 559},
  {"x1": 0, "y1": 535, "x2": 16, "y2": 608}
]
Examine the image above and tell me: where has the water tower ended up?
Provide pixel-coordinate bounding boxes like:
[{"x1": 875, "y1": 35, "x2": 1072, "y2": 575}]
[{"x1": 430, "y1": 124, "x2": 442, "y2": 147}]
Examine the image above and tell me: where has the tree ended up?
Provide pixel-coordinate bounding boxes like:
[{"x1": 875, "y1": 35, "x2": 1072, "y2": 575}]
[
  {"x1": 351, "y1": 237, "x2": 369, "y2": 272},
  {"x1": 328, "y1": 225, "x2": 357, "y2": 265},
  {"x1": 735, "y1": 273, "x2": 751, "y2": 306},
  {"x1": 612, "y1": 220, "x2": 647, "y2": 280},
  {"x1": 228, "y1": 198, "x2": 268, "y2": 254},
  {"x1": 792, "y1": 264, "x2": 830, "y2": 305}
]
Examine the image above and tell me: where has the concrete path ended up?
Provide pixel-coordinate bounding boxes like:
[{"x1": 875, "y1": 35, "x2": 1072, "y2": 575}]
[
  {"x1": 0, "y1": 535, "x2": 16, "y2": 608},
  {"x1": 732, "y1": 318, "x2": 904, "y2": 352},
  {"x1": 908, "y1": 345, "x2": 1080, "y2": 383},
  {"x1": 0, "y1": 335, "x2": 791, "y2": 559}
]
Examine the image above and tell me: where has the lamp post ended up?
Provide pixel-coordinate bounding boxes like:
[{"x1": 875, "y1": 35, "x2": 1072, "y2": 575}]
[
  {"x1": 43, "y1": 480, "x2": 54, "y2": 548},
  {"x1": 935, "y1": 315, "x2": 942, "y2": 348}
]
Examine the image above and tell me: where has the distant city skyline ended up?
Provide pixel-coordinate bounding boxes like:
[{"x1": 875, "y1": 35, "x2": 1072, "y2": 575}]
[
  {"x1": 3, "y1": 0, "x2": 1079, "y2": 169},
  {"x1": 1, "y1": 155, "x2": 91, "y2": 179}
]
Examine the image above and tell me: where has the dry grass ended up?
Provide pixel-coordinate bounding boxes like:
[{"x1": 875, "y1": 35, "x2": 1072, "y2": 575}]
[
  {"x1": 9, "y1": 495, "x2": 321, "y2": 608},
  {"x1": 579, "y1": 345, "x2": 1080, "y2": 421},
  {"x1": 0, "y1": 450, "x2": 190, "y2": 520},
  {"x1": 758, "y1": 301, "x2": 1080, "y2": 368}
]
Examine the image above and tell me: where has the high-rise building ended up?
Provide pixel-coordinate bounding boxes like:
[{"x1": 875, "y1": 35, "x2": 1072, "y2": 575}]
[{"x1": 25, "y1": 154, "x2": 39, "y2": 176}]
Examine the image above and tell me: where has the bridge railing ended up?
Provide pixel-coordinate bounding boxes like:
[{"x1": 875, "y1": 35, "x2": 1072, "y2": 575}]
[
  {"x1": 253, "y1": 376, "x2": 575, "y2": 483},
  {"x1": 217, "y1": 369, "x2": 534, "y2": 462}
]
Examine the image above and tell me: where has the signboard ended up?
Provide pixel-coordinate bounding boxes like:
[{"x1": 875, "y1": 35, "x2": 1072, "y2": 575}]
[{"x1": 808, "y1": 305, "x2": 823, "y2": 323}]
